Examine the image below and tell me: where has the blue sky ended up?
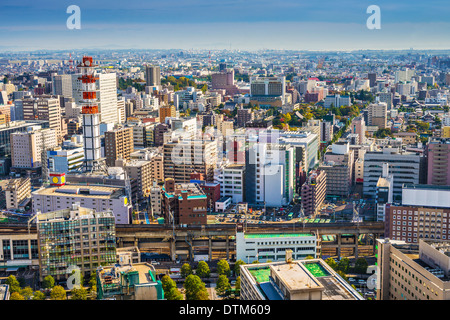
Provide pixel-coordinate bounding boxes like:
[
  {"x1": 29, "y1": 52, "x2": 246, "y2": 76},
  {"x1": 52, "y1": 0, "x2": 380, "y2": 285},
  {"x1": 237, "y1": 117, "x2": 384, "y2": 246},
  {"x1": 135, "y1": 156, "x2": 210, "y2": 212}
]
[{"x1": 1, "y1": 0, "x2": 450, "y2": 51}]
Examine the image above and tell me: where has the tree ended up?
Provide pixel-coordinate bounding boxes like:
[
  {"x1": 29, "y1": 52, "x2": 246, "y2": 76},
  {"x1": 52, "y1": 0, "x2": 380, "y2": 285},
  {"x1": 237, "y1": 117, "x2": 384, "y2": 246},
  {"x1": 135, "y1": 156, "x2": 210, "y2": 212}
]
[
  {"x1": 71, "y1": 287, "x2": 88, "y2": 300},
  {"x1": 354, "y1": 257, "x2": 369, "y2": 274},
  {"x1": 21, "y1": 286, "x2": 33, "y2": 300},
  {"x1": 216, "y1": 260, "x2": 231, "y2": 277},
  {"x1": 196, "y1": 261, "x2": 210, "y2": 278},
  {"x1": 10, "y1": 292, "x2": 25, "y2": 300},
  {"x1": 234, "y1": 260, "x2": 245, "y2": 276},
  {"x1": 180, "y1": 263, "x2": 193, "y2": 278},
  {"x1": 337, "y1": 257, "x2": 350, "y2": 273},
  {"x1": 251, "y1": 260, "x2": 260, "y2": 264},
  {"x1": 304, "y1": 255, "x2": 315, "y2": 260},
  {"x1": 184, "y1": 274, "x2": 209, "y2": 300},
  {"x1": 161, "y1": 275, "x2": 183, "y2": 300},
  {"x1": 89, "y1": 272, "x2": 97, "y2": 289},
  {"x1": 50, "y1": 285, "x2": 67, "y2": 300},
  {"x1": 235, "y1": 276, "x2": 241, "y2": 292},
  {"x1": 43, "y1": 275, "x2": 55, "y2": 289},
  {"x1": 32, "y1": 291, "x2": 46, "y2": 300},
  {"x1": 324, "y1": 257, "x2": 338, "y2": 271},
  {"x1": 5, "y1": 275, "x2": 20, "y2": 293},
  {"x1": 216, "y1": 275, "x2": 231, "y2": 296},
  {"x1": 336, "y1": 270, "x2": 348, "y2": 282}
]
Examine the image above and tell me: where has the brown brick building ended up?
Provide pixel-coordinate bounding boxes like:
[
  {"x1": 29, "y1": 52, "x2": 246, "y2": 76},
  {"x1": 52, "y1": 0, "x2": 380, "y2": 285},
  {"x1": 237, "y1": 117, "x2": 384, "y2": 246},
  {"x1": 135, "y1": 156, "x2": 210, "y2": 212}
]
[{"x1": 105, "y1": 126, "x2": 134, "y2": 167}]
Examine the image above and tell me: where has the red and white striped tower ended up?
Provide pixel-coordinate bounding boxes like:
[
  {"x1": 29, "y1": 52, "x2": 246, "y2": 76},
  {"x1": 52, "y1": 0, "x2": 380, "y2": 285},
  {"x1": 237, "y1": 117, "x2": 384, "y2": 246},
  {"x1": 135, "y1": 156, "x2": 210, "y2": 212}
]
[{"x1": 78, "y1": 56, "x2": 102, "y2": 172}]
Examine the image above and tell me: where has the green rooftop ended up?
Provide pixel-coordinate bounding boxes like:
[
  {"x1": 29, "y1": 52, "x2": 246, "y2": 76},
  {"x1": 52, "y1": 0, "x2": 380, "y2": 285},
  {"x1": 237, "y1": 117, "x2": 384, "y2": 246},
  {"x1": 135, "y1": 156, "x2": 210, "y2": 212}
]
[
  {"x1": 244, "y1": 233, "x2": 313, "y2": 239},
  {"x1": 249, "y1": 267, "x2": 271, "y2": 283},
  {"x1": 302, "y1": 262, "x2": 330, "y2": 278}
]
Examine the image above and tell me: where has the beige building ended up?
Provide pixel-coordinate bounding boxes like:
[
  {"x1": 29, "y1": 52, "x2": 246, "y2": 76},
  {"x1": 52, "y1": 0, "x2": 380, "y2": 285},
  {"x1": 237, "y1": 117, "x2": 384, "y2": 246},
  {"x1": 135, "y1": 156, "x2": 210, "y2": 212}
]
[
  {"x1": 368, "y1": 102, "x2": 387, "y2": 129},
  {"x1": 5, "y1": 177, "x2": 31, "y2": 210},
  {"x1": 11, "y1": 128, "x2": 58, "y2": 169},
  {"x1": 0, "y1": 233, "x2": 39, "y2": 268},
  {"x1": 22, "y1": 96, "x2": 63, "y2": 142},
  {"x1": 393, "y1": 132, "x2": 417, "y2": 145},
  {"x1": 125, "y1": 160, "x2": 152, "y2": 199},
  {"x1": 377, "y1": 238, "x2": 450, "y2": 300},
  {"x1": 105, "y1": 126, "x2": 134, "y2": 167},
  {"x1": 163, "y1": 138, "x2": 217, "y2": 183}
]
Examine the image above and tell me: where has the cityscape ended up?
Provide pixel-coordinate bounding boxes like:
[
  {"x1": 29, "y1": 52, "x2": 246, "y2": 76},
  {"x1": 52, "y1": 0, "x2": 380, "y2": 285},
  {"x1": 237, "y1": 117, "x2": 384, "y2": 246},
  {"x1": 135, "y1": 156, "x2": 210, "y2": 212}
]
[{"x1": 1, "y1": 0, "x2": 450, "y2": 308}]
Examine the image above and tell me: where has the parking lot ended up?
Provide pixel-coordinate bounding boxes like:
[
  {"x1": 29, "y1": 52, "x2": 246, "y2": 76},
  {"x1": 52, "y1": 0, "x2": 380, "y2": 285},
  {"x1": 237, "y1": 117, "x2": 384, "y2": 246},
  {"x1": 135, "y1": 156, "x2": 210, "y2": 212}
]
[{"x1": 0, "y1": 268, "x2": 39, "y2": 290}]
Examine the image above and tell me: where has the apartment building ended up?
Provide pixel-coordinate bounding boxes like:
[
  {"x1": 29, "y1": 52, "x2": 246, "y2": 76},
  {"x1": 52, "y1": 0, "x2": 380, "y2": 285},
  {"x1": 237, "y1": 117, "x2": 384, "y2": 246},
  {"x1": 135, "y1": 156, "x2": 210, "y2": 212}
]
[
  {"x1": 105, "y1": 126, "x2": 134, "y2": 167},
  {"x1": 301, "y1": 170, "x2": 327, "y2": 216},
  {"x1": 427, "y1": 138, "x2": 450, "y2": 185},
  {"x1": 5, "y1": 177, "x2": 31, "y2": 210}
]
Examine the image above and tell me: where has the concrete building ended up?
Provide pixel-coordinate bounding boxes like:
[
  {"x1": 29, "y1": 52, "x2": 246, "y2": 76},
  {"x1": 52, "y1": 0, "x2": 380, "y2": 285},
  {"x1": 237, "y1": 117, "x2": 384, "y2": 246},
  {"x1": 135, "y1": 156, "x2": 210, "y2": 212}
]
[
  {"x1": 250, "y1": 76, "x2": 286, "y2": 107},
  {"x1": 351, "y1": 116, "x2": 366, "y2": 145},
  {"x1": 158, "y1": 105, "x2": 176, "y2": 124},
  {"x1": 105, "y1": 126, "x2": 134, "y2": 167},
  {"x1": 36, "y1": 204, "x2": 116, "y2": 281},
  {"x1": 216, "y1": 164, "x2": 245, "y2": 203},
  {"x1": 0, "y1": 233, "x2": 39, "y2": 269},
  {"x1": 426, "y1": 138, "x2": 450, "y2": 185},
  {"x1": 22, "y1": 96, "x2": 62, "y2": 142},
  {"x1": 301, "y1": 170, "x2": 327, "y2": 216},
  {"x1": 240, "y1": 258, "x2": 362, "y2": 300},
  {"x1": 236, "y1": 232, "x2": 317, "y2": 263},
  {"x1": 163, "y1": 138, "x2": 217, "y2": 183},
  {"x1": 324, "y1": 94, "x2": 351, "y2": 108},
  {"x1": 363, "y1": 147, "x2": 421, "y2": 200},
  {"x1": 52, "y1": 74, "x2": 72, "y2": 98},
  {"x1": 32, "y1": 181, "x2": 132, "y2": 224},
  {"x1": 161, "y1": 178, "x2": 207, "y2": 225},
  {"x1": 47, "y1": 145, "x2": 85, "y2": 174},
  {"x1": 319, "y1": 142, "x2": 354, "y2": 198},
  {"x1": 375, "y1": 163, "x2": 394, "y2": 222},
  {"x1": 377, "y1": 238, "x2": 450, "y2": 300},
  {"x1": 5, "y1": 177, "x2": 31, "y2": 210},
  {"x1": 11, "y1": 127, "x2": 58, "y2": 169},
  {"x1": 367, "y1": 102, "x2": 388, "y2": 129},
  {"x1": 125, "y1": 160, "x2": 152, "y2": 199},
  {"x1": 237, "y1": 108, "x2": 254, "y2": 127},
  {"x1": 145, "y1": 65, "x2": 161, "y2": 87}
]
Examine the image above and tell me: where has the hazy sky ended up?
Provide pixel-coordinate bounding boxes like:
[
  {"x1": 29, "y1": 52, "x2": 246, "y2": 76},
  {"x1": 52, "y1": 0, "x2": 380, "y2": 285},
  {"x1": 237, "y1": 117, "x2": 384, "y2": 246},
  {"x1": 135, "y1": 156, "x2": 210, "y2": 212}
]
[{"x1": 1, "y1": 0, "x2": 450, "y2": 51}]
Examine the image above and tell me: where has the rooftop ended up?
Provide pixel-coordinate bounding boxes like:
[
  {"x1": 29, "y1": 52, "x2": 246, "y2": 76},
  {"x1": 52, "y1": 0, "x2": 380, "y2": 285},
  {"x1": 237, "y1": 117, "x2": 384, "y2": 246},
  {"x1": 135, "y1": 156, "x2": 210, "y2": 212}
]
[
  {"x1": 33, "y1": 184, "x2": 126, "y2": 199},
  {"x1": 244, "y1": 233, "x2": 314, "y2": 239}
]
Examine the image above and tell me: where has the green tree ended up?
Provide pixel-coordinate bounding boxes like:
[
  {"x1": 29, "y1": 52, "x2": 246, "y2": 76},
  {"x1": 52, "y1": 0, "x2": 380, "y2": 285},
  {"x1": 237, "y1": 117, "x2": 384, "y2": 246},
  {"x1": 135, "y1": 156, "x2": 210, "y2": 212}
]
[
  {"x1": 235, "y1": 276, "x2": 241, "y2": 292},
  {"x1": 196, "y1": 261, "x2": 210, "y2": 278},
  {"x1": 32, "y1": 291, "x2": 46, "y2": 300},
  {"x1": 304, "y1": 255, "x2": 315, "y2": 260},
  {"x1": 10, "y1": 292, "x2": 25, "y2": 300},
  {"x1": 216, "y1": 274, "x2": 231, "y2": 296},
  {"x1": 184, "y1": 274, "x2": 209, "y2": 300},
  {"x1": 21, "y1": 286, "x2": 33, "y2": 300},
  {"x1": 3, "y1": 76, "x2": 7, "y2": 84},
  {"x1": 336, "y1": 270, "x2": 348, "y2": 282},
  {"x1": 161, "y1": 275, "x2": 183, "y2": 300},
  {"x1": 42, "y1": 275, "x2": 55, "y2": 289},
  {"x1": 71, "y1": 287, "x2": 88, "y2": 300},
  {"x1": 354, "y1": 257, "x2": 369, "y2": 274},
  {"x1": 234, "y1": 260, "x2": 245, "y2": 276},
  {"x1": 180, "y1": 263, "x2": 193, "y2": 278},
  {"x1": 5, "y1": 275, "x2": 20, "y2": 293},
  {"x1": 283, "y1": 113, "x2": 292, "y2": 123},
  {"x1": 50, "y1": 285, "x2": 67, "y2": 300},
  {"x1": 251, "y1": 260, "x2": 260, "y2": 264},
  {"x1": 216, "y1": 260, "x2": 231, "y2": 277},
  {"x1": 89, "y1": 272, "x2": 97, "y2": 289},
  {"x1": 337, "y1": 257, "x2": 350, "y2": 273},
  {"x1": 324, "y1": 257, "x2": 338, "y2": 270}
]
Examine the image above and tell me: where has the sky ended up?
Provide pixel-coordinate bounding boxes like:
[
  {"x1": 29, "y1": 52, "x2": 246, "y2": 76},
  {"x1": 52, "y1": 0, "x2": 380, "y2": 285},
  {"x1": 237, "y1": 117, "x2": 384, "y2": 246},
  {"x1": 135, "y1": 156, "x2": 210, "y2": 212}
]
[{"x1": 1, "y1": 0, "x2": 450, "y2": 51}]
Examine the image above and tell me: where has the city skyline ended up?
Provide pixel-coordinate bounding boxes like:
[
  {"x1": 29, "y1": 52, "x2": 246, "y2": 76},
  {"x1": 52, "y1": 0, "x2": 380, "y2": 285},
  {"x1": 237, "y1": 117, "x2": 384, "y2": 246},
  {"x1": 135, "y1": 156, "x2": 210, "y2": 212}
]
[{"x1": 1, "y1": 0, "x2": 450, "y2": 51}]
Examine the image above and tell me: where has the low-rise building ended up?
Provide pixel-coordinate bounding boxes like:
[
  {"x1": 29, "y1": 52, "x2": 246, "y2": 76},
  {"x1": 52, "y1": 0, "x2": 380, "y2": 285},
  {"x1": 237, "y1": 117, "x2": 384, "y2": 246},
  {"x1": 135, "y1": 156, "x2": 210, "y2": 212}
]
[{"x1": 5, "y1": 177, "x2": 31, "y2": 210}]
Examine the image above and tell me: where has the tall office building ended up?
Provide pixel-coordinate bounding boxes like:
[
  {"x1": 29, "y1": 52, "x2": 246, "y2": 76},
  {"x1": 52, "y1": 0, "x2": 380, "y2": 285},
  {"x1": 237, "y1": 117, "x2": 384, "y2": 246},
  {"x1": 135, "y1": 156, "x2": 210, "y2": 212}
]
[
  {"x1": 52, "y1": 74, "x2": 73, "y2": 98},
  {"x1": 363, "y1": 147, "x2": 421, "y2": 199},
  {"x1": 11, "y1": 128, "x2": 58, "y2": 169},
  {"x1": 145, "y1": 65, "x2": 161, "y2": 87},
  {"x1": 351, "y1": 116, "x2": 366, "y2": 145},
  {"x1": 22, "y1": 96, "x2": 62, "y2": 142},
  {"x1": 36, "y1": 204, "x2": 116, "y2": 281},
  {"x1": 426, "y1": 138, "x2": 450, "y2": 185},
  {"x1": 368, "y1": 72, "x2": 377, "y2": 87},
  {"x1": 105, "y1": 126, "x2": 134, "y2": 167}
]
